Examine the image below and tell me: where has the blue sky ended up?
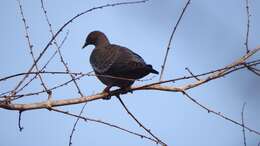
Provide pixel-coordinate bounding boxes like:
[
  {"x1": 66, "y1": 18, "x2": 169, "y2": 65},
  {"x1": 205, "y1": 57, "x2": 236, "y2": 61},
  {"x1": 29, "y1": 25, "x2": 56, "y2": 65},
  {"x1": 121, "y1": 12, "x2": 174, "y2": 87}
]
[{"x1": 0, "y1": 0, "x2": 260, "y2": 146}]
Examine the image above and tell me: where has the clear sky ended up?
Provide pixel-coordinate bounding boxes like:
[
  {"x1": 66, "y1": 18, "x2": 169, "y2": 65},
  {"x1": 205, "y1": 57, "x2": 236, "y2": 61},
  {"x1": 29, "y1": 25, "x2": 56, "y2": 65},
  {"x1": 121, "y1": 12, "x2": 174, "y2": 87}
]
[{"x1": 0, "y1": 0, "x2": 260, "y2": 146}]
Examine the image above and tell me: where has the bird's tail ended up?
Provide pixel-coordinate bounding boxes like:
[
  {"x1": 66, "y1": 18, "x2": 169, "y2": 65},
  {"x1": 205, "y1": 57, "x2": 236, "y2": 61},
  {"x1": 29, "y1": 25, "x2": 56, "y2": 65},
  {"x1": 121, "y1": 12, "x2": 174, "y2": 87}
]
[{"x1": 147, "y1": 64, "x2": 159, "y2": 74}]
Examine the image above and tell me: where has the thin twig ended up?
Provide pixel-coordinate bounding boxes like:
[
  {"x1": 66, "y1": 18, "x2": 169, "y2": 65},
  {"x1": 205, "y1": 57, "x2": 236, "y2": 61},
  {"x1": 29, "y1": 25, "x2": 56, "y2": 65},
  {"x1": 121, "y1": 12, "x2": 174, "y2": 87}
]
[
  {"x1": 2, "y1": 74, "x2": 87, "y2": 103},
  {"x1": 17, "y1": 0, "x2": 49, "y2": 94},
  {"x1": 51, "y1": 108, "x2": 158, "y2": 144},
  {"x1": 185, "y1": 67, "x2": 200, "y2": 81},
  {"x1": 68, "y1": 102, "x2": 87, "y2": 146},
  {"x1": 0, "y1": 51, "x2": 57, "y2": 96},
  {"x1": 244, "y1": 0, "x2": 250, "y2": 53},
  {"x1": 41, "y1": 0, "x2": 84, "y2": 97},
  {"x1": 0, "y1": 51, "x2": 58, "y2": 97},
  {"x1": 182, "y1": 91, "x2": 260, "y2": 137},
  {"x1": 18, "y1": 110, "x2": 24, "y2": 131},
  {"x1": 116, "y1": 96, "x2": 167, "y2": 146},
  {"x1": 13, "y1": 32, "x2": 68, "y2": 98},
  {"x1": 159, "y1": 0, "x2": 191, "y2": 81},
  {"x1": 241, "y1": 102, "x2": 247, "y2": 146},
  {"x1": 40, "y1": 1, "x2": 86, "y2": 144},
  {"x1": 246, "y1": 66, "x2": 260, "y2": 76},
  {"x1": 0, "y1": 71, "x2": 153, "y2": 84}
]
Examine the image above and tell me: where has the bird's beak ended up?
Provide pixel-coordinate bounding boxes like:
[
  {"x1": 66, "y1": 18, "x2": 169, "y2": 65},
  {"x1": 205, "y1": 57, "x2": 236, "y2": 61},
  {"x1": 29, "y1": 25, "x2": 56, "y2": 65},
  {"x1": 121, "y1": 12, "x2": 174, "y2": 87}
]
[{"x1": 82, "y1": 42, "x2": 89, "y2": 49}]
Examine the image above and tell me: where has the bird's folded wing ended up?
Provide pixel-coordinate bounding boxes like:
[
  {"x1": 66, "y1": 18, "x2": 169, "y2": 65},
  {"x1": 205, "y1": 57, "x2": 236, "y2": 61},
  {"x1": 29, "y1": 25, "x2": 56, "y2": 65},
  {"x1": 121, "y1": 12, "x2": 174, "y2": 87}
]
[{"x1": 90, "y1": 45, "x2": 119, "y2": 73}]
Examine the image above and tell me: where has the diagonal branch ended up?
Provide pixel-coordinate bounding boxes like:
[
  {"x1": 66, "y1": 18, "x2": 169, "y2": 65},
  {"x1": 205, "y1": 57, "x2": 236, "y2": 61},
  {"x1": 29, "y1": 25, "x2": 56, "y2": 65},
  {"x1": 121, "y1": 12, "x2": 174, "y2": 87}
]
[
  {"x1": 51, "y1": 108, "x2": 158, "y2": 144},
  {"x1": 159, "y1": 0, "x2": 191, "y2": 81},
  {"x1": 40, "y1": 1, "x2": 86, "y2": 145},
  {"x1": 181, "y1": 91, "x2": 260, "y2": 137},
  {"x1": 241, "y1": 102, "x2": 247, "y2": 146},
  {"x1": 116, "y1": 96, "x2": 167, "y2": 146},
  {"x1": 17, "y1": 0, "x2": 49, "y2": 95},
  {"x1": 244, "y1": 0, "x2": 251, "y2": 53}
]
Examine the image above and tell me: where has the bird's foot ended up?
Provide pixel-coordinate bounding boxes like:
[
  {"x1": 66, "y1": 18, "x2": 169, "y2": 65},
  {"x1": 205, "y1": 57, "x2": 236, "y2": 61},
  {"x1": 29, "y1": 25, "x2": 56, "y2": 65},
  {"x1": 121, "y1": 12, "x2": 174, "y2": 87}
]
[{"x1": 102, "y1": 86, "x2": 112, "y2": 100}]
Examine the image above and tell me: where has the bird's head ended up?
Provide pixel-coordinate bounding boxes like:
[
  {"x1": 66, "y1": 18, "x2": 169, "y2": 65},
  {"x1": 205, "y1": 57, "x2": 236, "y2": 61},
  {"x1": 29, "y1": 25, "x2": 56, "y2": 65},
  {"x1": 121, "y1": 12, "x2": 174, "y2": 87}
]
[{"x1": 82, "y1": 31, "x2": 109, "y2": 49}]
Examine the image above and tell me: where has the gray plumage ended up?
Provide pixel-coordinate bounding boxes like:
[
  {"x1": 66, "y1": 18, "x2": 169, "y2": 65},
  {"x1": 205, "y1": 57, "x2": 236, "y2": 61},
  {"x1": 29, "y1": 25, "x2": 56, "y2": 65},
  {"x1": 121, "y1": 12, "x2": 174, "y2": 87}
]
[{"x1": 82, "y1": 31, "x2": 158, "y2": 92}]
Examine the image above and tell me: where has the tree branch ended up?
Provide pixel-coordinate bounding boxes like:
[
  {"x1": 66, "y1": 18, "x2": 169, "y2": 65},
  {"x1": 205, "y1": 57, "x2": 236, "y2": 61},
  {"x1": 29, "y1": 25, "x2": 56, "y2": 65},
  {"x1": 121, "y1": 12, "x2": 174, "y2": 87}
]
[
  {"x1": 51, "y1": 108, "x2": 158, "y2": 144},
  {"x1": 159, "y1": 0, "x2": 191, "y2": 80}
]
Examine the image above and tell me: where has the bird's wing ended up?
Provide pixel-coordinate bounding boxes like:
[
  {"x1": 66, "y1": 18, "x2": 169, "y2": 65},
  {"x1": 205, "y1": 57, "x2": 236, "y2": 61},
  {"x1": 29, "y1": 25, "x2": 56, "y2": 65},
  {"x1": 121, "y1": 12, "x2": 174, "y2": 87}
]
[
  {"x1": 106, "y1": 45, "x2": 149, "y2": 78},
  {"x1": 90, "y1": 45, "x2": 119, "y2": 74}
]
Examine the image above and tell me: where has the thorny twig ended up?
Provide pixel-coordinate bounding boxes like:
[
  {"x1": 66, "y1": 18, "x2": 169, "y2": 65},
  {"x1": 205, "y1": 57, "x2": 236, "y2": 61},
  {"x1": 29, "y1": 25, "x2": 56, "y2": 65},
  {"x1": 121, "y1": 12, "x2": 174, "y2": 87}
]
[
  {"x1": 159, "y1": 0, "x2": 191, "y2": 81},
  {"x1": 68, "y1": 102, "x2": 87, "y2": 146},
  {"x1": 17, "y1": 0, "x2": 49, "y2": 95},
  {"x1": 116, "y1": 96, "x2": 167, "y2": 146},
  {"x1": 40, "y1": 0, "x2": 84, "y2": 97},
  {"x1": 242, "y1": 103, "x2": 247, "y2": 146},
  {"x1": 51, "y1": 108, "x2": 158, "y2": 144},
  {"x1": 185, "y1": 67, "x2": 200, "y2": 81},
  {"x1": 245, "y1": 0, "x2": 251, "y2": 53},
  {"x1": 246, "y1": 65, "x2": 260, "y2": 76},
  {"x1": 0, "y1": 50, "x2": 58, "y2": 97},
  {"x1": 1, "y1": 73, "x2": 87, "y2": 103},
  {"x1": 18, "y1": 110, "x2": 24, "y2": 131},
  {"x1": 182, "y1": 91, "x2": 260, "y2": 137},
  {"x1": 14, "y1": 32, "x2": 69, "y2": 97},
  {"x1": 40, "y1": 1, "x2": 86, "y2": 144}
]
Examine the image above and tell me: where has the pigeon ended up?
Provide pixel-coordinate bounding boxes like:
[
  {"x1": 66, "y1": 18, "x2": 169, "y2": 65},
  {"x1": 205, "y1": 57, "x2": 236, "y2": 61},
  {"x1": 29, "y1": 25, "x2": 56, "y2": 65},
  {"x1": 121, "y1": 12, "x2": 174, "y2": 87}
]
[{"x1": 82, "y1": 31, "x2": 158, "y2": 94}]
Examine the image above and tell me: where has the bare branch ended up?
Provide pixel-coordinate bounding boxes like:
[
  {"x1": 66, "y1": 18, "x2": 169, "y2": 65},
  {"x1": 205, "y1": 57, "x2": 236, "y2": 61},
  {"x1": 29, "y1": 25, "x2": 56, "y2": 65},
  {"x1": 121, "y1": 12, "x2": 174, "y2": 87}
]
[
  {"x1": 68, "y1": 102, "x2": 87, "y2": 146},
  {"x1": 241, "y1": 102, "x2": 247, "y2": 146},
  {"x1": 18, "y1": 110, "x2": 24, "y2": 131},
  {"x1": 159, "y1": 0, "x2": 191, "y2": 81},
  {"x1": 40, "y1": 0, "x2": 84, "y2": 97},
  {"x1": 185, "y1": 67, "x2": 200, "y2": 81},
  {"x1": 40, "y1": 1, "x2": 86, "y2": 144},
  {"x1": 0, "y1": 51, "x2": 58, "y2": 96},
  {"x1": 179, "y1": 46, "x2": 260, "y2": 91},
  {"x1": 16, "y1": 0, "x2": 49, "y2": 95},
  {"x1": 51, "y1": 108, "x2": 158, "y2": 144},
  {"x1": 3, "y1": 73, "x2": 87, "y2": 102},
  {"x1": 14, "y1": 32, "x2": 68, "y2": 97},
  {"x1": 244, "y1": 0, "x2": 251, "y2": 53},
  {"x1": 181, "y1": 91, "x2": 260, "y2": 136},
  {"x1": 116, "y1": 96, "x2": 167, "y2": 146},
  {"x1": 246, "y1": 65, "x2": 260, "y2": 76}
]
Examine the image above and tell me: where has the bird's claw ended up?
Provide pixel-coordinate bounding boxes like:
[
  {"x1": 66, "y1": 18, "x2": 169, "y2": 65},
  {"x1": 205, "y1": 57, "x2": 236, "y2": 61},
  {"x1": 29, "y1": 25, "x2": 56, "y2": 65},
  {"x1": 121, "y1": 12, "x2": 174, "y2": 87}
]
[{"x1": 102, "y1": 86, "x2": 112, "y2": 100}]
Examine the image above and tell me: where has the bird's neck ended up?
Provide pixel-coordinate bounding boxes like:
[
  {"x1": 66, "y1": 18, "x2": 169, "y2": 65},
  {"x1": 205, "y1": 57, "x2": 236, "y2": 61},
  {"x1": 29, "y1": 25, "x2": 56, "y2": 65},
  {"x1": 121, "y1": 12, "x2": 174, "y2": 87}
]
[{"x1": 96, "y1": 36, "x2": 110, "y2": 48}]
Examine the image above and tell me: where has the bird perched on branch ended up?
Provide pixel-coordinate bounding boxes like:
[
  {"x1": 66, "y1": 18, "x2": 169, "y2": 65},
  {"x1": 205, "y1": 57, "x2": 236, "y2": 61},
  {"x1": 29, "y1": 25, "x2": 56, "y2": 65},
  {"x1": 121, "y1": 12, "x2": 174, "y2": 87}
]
[{"x1": 82, "y1": 31, "x2": 158, "y2": 96}]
